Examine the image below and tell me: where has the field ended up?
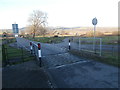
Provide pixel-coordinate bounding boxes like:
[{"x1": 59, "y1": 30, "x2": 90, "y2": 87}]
[
  {"x1": 75, "y1": 36, "x2": 119, "y2": 45},
  {"x1": 101, "y1": 36, "x2": 119, "y2": 45},
  {"x1": 27, "y1": 36, "x2": 66, "y2": 43},
  {"x1": 51, "y1": 27, "x2": 118, "y2": 36}
]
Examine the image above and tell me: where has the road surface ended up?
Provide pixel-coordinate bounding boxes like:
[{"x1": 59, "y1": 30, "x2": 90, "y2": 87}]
[
  {"x1": 14, "y1": 37, "x2": 119, "y2": 88},
  {"x1": 2, "y1": 60, "x2": 51, "y2": 88}
]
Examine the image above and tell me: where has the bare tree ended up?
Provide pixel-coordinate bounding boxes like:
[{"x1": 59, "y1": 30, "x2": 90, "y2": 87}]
[
  {"x1": 28, "y1": 10, "x2": 48, "y2": 38},
  {"x1": 36, "y1": 27, "x2": 47, "y2": 36}
]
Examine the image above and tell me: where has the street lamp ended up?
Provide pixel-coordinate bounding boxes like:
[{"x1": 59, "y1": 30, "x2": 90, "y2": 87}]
[{"x1": 92, "y1": 17, "x2": 98, "y2": 54}]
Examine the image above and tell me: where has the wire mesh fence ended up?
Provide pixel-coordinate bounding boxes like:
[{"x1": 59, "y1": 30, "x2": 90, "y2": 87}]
[{"x1": 69, "y1": 37, "x2": 118, "y2": 58}]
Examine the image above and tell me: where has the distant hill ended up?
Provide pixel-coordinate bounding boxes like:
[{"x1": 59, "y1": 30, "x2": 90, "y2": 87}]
[{"x1": 53, "y1": 27, "x2": 118, "y2": 36}]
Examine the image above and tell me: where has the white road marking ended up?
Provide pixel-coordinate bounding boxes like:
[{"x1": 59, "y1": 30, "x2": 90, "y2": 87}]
[{"x1": 48, "y1": 60, "x2": 91, "y2": 69}]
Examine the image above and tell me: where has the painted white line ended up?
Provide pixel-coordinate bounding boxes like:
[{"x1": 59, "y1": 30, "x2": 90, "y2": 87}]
[
  {"x1": 42, "y1": 52, "x2": 69, "y2": 57},
  {"x1": 48, "y1": 60, "x2": 91, "y2": 69}
]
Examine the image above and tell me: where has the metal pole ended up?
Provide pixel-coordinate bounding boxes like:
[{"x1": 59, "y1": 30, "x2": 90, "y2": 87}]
[
  {"x1": 100, "y1": 38, "x2": 102, "y2": 56},
  {"x1": 69, "y1": 39, "x2": 71, "y2": 50},
  {"x1": 30, "y1": 42, "x2": 33, "y2": 54},
  {"x1": 79, "y1": 37, "x2": 81, "y2": 51},
  {"x1": 21, "y1": 47, "x2": 24, "y2": 62},
  {"x1": 93, "y1": 25, "x2": 96, "y2": 54},
  {"x1": 38, "y1": 43, "x2": 42, "y2": 67}
]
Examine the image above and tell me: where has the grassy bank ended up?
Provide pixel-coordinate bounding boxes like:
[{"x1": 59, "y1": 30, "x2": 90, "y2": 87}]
[
  {"x1": 101, "y1": 36, "x2": 119, "y2": 45},
  {"x1": 69, "y1": 50, "x2": 119, "y2": 67},
  {"x1": 2, "y1": 44, "x2": 35, "y2": 66},
  {"x1": 2, "y1": 38, "x2": 34, "y2": 66}
]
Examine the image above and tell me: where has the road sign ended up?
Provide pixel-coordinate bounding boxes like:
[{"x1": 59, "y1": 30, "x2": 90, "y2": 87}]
[
  {"x1": 12, "y1": 24, "x2": 19, "y2": 33},
  {"x1": 92, "y1": 17, "x2": 98, "y2": 54},
  {"x1": 92, "y1": 17, "x2": 97, "y2": 25}
]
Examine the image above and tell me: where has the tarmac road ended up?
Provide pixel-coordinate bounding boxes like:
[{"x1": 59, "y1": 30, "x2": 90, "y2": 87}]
[
  {"x1": 47, "y1": 60, "x2": 119, "y2": 88},
  {"x1": 2, "y1": 60, "x2": 51, "y2": 88},
  {"x1": 15, "y1": 37, "x2": 119, "y2": 88}
]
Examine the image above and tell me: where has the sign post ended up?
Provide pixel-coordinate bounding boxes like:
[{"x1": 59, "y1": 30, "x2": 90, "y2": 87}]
[
  {"x1": 92, "y1": 17, "x2": 98, "y2": 54},
  {"x1": 12, "y1": 24, "x2": 19, "y2": 37}
]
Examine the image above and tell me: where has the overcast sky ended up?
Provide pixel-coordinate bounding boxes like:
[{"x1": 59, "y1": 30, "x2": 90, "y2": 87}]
[{"x1": 0, "y1": 0, "x2": 119, "y2": 29}]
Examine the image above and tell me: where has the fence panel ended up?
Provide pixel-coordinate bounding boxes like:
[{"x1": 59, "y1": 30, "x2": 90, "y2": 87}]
[{"x1": 70, "y1": 37, "x2": 102, "y2": 56}]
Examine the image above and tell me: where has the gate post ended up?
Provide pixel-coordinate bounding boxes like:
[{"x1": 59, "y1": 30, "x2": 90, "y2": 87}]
[
  {"x1": 30, "y1": 42, "x2": 33, "y2": 54},
  {"x1": 38, "y1": 43, "x2": 42, "y2": 67},
  {"x1": 79, "y1": 37, "x2": 81, "y2": 51},
  {"x1": 69, "y1": 39, "x2": 71, "y2": 50},
  {"x1": 100, "y1": 38, "x2": 102, "y2": 56}
]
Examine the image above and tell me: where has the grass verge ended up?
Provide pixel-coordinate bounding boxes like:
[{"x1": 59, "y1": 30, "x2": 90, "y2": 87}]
[
  {"x1": 69, "y1": 50, "x2": 119, "y2": 67},
  {"x1": 2, "y1": 44, "x2": 35, "y2": 66}
]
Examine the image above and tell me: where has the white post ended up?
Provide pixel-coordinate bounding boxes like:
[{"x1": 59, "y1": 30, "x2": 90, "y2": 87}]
[
  {"x1": 38, "y1": 43, "x2": 41, "y2": 67},
  {"x1": 79, "y1": 37, "x2": 81, "y2": 50},
  {"x1": 69, "y1": 39, "x2": 71, "y2": 50},
  {"x1": 30, "y1": 42, "x2": 33, "y2": 54}
]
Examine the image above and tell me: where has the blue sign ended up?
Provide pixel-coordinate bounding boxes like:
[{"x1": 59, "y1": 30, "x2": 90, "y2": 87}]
[
  {"x1": 12, "y1": 24, "x2": 19, "y2": 33},
  {"x1": 92, "y1": 18, "x2": 97, "y2": 25}
]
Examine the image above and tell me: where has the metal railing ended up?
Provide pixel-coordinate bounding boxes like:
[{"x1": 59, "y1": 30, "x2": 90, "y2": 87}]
[{"x1": 16, "y1": 37, "x2": 42, "y2": 67}]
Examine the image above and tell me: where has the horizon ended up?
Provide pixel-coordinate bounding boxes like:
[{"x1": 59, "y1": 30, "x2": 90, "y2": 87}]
[{"x1": 0, "y1": 26, "x2": 118, "y2": 30}]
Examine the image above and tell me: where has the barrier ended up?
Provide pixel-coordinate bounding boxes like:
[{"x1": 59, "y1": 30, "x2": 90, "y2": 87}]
[
  {"x1": 69, "y1": 39, "x2": 71, "y2": 50},
  {"x1": 30, "y1": 42, "x2": 33, "y2": 54},
  {"x1": 29, "y1": 42, "x2": 42, "y2": 67}
]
